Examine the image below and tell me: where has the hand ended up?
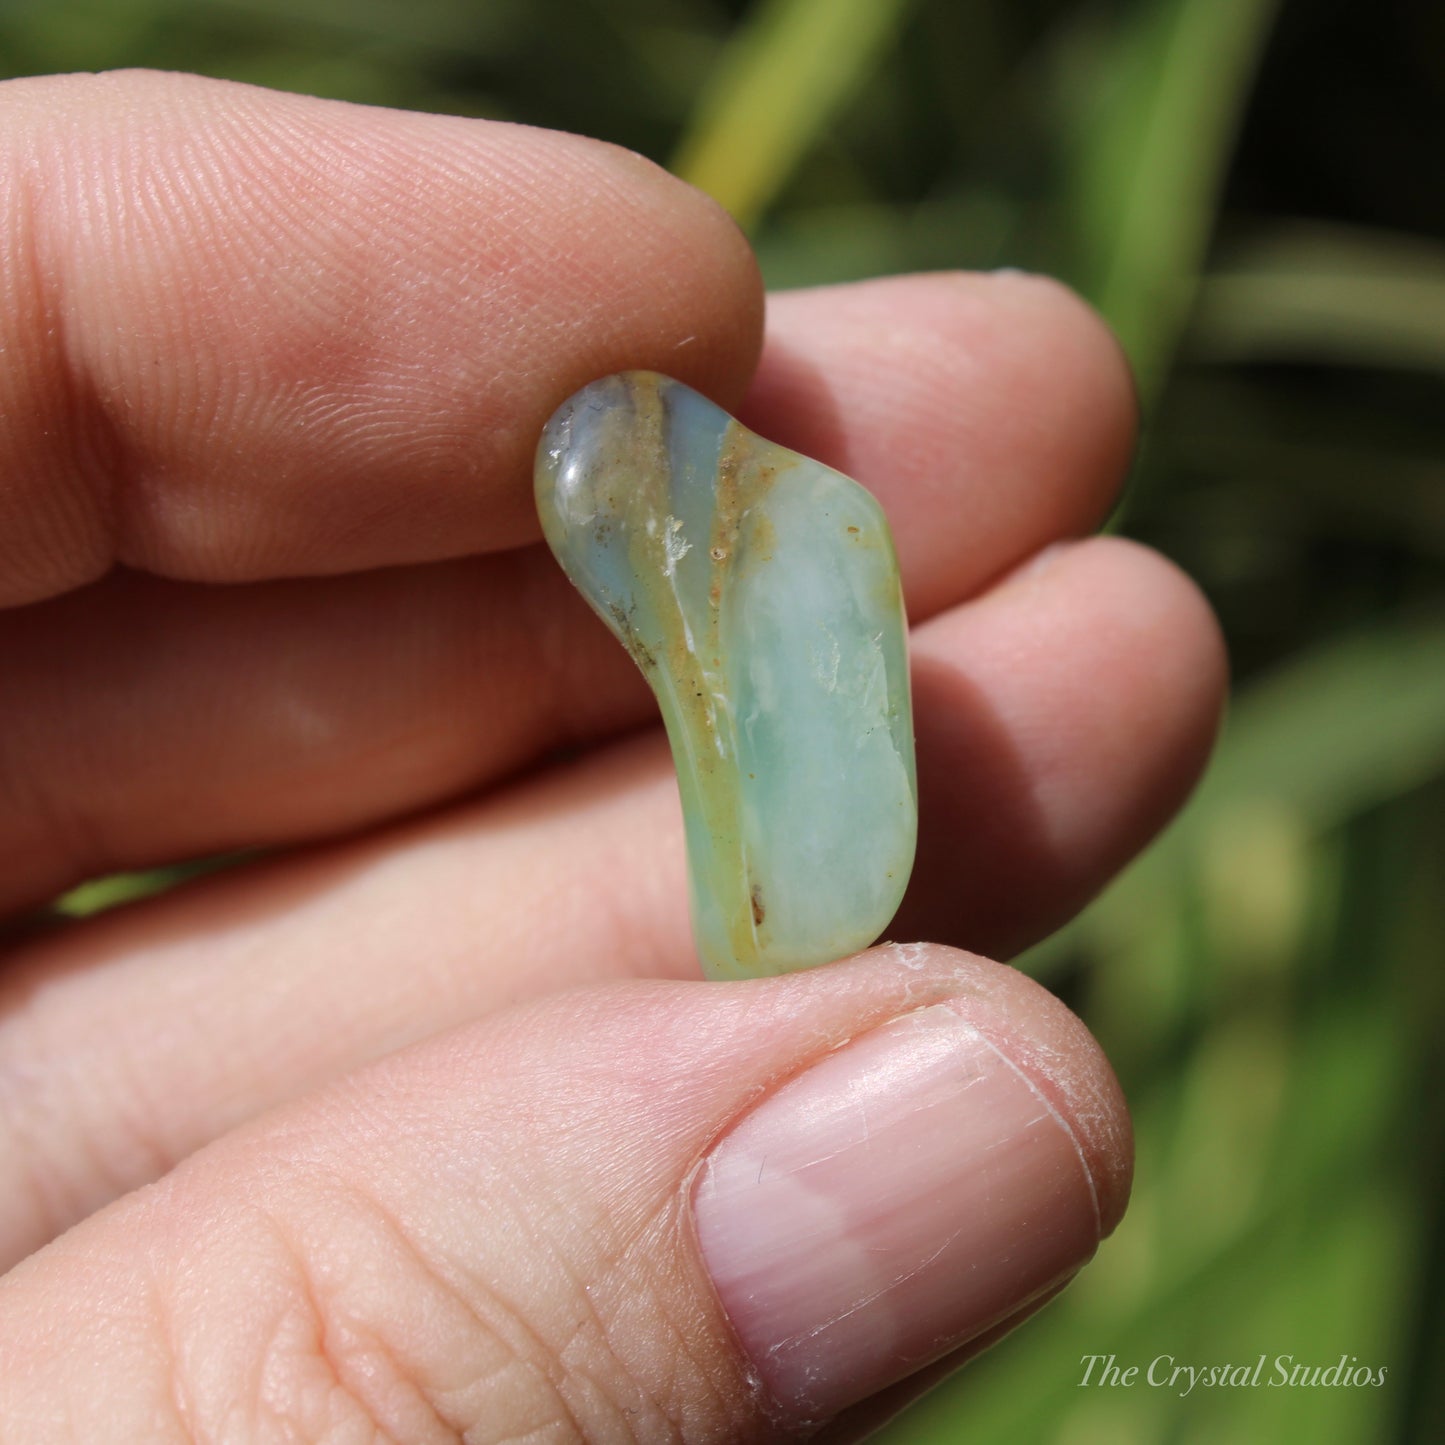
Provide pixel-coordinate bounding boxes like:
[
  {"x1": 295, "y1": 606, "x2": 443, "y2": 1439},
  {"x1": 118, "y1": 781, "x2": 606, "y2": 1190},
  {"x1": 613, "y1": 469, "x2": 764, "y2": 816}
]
[{"x1": 0, "y1": 72, "x2": 1225, "y2": 1440}]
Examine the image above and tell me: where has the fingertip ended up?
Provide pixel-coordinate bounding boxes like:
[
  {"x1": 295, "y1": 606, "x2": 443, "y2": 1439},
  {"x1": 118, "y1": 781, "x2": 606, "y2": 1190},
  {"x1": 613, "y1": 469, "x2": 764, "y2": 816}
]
[
  {"x1": 982, "y1": 267, "x2": 1141, "y2": 424},
  {"x1": 692, "y1": 944, "x2": 1130, "y2": 1421},
  {"x1": 496, "y1": 122, "x2": 765, "y2": 411},
  {"x1": 0, "y1": 71, "x2": 766, "y2": 599},
  {"x1": 1017, "y1": 535, "x2": 1229, "y2": 793},
  {"x1": 895, "y1": 534, "x2": 1226, "y2": 958},
  {"x1": 739, "y1": 270, "x2": 1140, "y2": 618}
]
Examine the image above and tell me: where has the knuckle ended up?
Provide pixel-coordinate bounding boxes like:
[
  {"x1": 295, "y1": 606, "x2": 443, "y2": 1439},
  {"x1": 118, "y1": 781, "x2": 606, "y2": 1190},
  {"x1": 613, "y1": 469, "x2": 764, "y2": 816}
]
[{"x1": 150, "y1": 1172, "x2": 745, "y2": 1444}]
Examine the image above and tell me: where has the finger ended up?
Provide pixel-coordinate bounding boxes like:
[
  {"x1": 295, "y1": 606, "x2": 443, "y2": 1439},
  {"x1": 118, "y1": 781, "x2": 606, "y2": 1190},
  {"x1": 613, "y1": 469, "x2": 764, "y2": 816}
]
[
  {"x1": 0, "y1": 558, "x2": 643, "y2": 911},
  {"x1": 741, "y1": 271, "x2": 1137, "y2": 618},
  {"x1": 0, "y1": 535, "x2": 1217, "y2": 1266},
  {"x1": 0, "y1": 271, "x2": 1137, "y2": 911},
  {"x1": 0, "y1": 948, "x2": 1130, "y2": 1436},
  {"x1": 892, "y1": 534, "x2": 1228, "y2": 956},
  {"x1": 0, "y1": 69, "x2": 762, "y2": 605}
]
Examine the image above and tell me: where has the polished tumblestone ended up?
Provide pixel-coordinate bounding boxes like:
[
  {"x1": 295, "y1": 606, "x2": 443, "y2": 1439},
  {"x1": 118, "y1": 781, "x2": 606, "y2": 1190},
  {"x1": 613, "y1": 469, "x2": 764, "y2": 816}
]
[{"x1": 535, "y1": 372, "x2": 916, "y2": 979}]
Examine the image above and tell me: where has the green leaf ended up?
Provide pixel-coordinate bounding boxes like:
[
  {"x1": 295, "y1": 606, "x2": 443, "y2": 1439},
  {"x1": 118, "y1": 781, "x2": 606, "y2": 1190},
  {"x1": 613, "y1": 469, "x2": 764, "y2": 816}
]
[
  {"x1": 1066, "y1": 0, "x2": 1283, "y2": 398},
  {"x1": 671, "y1": 0, "x2": 916, "y2": 229},
  {"x1": 55, "y1": 853, "x2": 252, "y2": 918}
]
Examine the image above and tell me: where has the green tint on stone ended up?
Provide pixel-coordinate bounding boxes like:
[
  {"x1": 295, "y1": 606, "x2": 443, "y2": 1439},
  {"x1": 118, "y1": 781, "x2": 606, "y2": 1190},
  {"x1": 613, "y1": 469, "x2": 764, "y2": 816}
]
[{"x1": 535, "y1": 372, "x2": 916, "y2": 980}]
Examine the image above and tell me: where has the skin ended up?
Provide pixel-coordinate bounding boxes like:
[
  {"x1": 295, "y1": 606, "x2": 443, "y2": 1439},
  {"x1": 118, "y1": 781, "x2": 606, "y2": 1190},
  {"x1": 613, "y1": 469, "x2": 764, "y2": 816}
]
[{"x1": 0, "y1": 71, "x2": 1227, "y2": 1442}]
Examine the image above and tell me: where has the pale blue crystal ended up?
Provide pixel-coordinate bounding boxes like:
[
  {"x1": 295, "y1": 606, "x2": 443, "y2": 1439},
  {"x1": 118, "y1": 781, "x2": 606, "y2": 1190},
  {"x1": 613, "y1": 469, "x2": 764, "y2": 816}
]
[{"x1": 535, "y1": 372, "x2": 916, "y2": 979}]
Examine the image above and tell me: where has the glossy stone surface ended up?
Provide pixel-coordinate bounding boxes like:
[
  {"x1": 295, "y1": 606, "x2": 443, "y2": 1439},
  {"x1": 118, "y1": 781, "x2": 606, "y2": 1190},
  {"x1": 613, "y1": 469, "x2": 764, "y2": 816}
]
[{"x1": 535, "y1": 372, "x2": 916, "y2": 979}]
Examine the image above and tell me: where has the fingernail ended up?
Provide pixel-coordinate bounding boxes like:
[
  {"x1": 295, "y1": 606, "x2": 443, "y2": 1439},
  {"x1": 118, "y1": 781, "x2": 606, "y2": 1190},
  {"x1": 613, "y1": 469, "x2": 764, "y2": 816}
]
[{"x1": 692, "y1": 1004, "x2": 1101, "y2": 1424}]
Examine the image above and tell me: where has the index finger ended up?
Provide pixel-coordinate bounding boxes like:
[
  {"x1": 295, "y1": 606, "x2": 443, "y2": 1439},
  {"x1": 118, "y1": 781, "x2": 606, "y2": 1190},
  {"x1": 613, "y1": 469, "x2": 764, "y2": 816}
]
[{"x1": 0, "y1": 70, "x2": 762, "y2": 605}]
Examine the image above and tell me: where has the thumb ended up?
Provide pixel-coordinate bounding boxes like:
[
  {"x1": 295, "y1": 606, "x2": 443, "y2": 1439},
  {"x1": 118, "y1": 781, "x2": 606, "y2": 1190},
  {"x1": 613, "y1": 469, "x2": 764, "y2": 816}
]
[{"x1": 0, "y1": 946, "x2": 1129, "y2": 1439}]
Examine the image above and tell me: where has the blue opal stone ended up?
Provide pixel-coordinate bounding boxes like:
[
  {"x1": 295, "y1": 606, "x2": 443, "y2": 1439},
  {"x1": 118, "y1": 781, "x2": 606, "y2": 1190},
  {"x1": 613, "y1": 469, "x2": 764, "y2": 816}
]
[{"x1": 535, "y1": 372, "x2": 916, "y2": 979}]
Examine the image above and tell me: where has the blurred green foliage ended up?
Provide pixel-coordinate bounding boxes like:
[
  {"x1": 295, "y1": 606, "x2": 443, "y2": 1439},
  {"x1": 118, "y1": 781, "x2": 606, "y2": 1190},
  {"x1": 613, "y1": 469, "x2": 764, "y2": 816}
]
[{"x1": 7, "y1": 0, "x2": 1444, "y2": 1439}]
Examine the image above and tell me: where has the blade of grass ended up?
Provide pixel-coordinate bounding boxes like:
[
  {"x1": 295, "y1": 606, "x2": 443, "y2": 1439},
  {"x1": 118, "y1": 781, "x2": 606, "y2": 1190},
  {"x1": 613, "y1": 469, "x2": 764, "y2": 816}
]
[
  {"x1": 1190, "y1": 221, "x2": 1445, "y2": 375},
  {"x1": 670, "y1": 0, "x2": 916, "y2": 229},
  {"x1": 1067, "y1": 0, "x2": 1283, "y2": 400},
  {"x1": 55, "y1": 852, "x2": 253, "y2": 918}
]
